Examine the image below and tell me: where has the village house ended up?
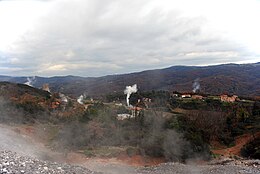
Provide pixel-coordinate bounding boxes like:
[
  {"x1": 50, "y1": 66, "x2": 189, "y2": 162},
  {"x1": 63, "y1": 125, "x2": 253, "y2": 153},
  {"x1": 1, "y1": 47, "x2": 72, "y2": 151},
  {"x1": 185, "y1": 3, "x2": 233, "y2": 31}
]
[
  {"x1": 129, "y1": 106, "x2": 143, "y2": 117},
  {"x1": 117, "y1": 106, "x2": 143, "y2": 120},
  {"x1": 192, "y1": 95, "x2": 204, "y2": 100},
  {"x1": 181, "y1": 94, "x2": 191, "y2": 98},
  {"x1": 220, "y1": 94, "x2": 238, "y2": 103}
]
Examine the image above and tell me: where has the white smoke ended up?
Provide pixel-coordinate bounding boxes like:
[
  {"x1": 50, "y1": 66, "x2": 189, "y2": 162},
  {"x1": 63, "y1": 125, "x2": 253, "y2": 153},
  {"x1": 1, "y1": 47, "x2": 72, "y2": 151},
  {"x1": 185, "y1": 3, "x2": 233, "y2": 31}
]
[
  {"x1": 24, "y1": 76, "x2": 36, "y2": 87},
  {"x1": 192, "y1": 78, "x2": 200, "y2": 93},
  {"x1": 42, "y1": 84, "x2": 51, "y2": 93},
  {"x1": 77, "y1": 95, "x2": 84, "y2": 105},
  {"x1": 59, "y1": 93, "x2": 68, "y2": 103},
  {"x1": 124, "y1": 84, "x2": 138, "y2": 107}
]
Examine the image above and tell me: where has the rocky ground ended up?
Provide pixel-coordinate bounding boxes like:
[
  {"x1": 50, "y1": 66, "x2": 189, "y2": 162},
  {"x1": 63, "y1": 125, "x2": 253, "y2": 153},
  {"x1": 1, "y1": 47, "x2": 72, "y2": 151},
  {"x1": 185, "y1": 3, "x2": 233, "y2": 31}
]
[
  {"x1": 137, "y1": 159, "x2": 260, "y2": 174},
  {"x1": 0, "y1": 151, "x2": 99, "y2": 174},
  {"x1": 0, "y1": 150, "x2": 259, "y2": 174}
]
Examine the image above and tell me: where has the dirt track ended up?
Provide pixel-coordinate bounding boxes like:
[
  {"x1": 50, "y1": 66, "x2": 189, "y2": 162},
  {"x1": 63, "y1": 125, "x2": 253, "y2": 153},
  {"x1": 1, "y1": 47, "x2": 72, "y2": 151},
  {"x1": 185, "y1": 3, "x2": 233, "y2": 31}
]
[{"x1": 212, "y1": 132, "x2": 260, "y2": 157}]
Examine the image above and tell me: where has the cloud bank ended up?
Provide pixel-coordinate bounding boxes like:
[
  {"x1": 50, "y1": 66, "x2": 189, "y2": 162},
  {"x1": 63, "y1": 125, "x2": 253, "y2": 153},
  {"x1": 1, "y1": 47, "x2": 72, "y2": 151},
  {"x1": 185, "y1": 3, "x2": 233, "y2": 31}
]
[{"x1": 0, "y1": 0, "x2": 259, "y2": 76}]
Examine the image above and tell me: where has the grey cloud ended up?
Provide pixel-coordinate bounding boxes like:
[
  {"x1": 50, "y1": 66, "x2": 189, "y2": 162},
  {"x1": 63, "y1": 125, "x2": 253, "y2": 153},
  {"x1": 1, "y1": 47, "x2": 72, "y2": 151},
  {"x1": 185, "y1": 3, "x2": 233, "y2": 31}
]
[{"x1": 1, "y1": 0, "x2": 258, "y2": 76}]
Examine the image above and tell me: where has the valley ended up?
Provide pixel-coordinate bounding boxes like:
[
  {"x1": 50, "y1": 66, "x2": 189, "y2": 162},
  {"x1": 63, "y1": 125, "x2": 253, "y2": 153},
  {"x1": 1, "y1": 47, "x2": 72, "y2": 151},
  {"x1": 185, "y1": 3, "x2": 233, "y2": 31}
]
[{"x1": 0, "y1": 79, "x2": 259, "y2": 173}]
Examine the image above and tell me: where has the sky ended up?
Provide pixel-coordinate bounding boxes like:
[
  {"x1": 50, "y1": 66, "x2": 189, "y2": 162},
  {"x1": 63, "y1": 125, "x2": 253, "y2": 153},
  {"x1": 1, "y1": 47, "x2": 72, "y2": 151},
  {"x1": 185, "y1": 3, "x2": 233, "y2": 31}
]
[{"x1": 0, "y1": 0, "x2": 259, "y2": 77}]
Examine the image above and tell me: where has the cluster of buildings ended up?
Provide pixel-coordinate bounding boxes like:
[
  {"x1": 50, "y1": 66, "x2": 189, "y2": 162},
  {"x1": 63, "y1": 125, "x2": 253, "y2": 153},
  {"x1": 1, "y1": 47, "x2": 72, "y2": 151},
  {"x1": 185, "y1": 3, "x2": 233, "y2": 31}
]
[
  {"x1": 116, "y1": 92, "x2": 241, "y2": 120},
  {"x1": 116, "y1": 97, "x2": 151, "y2": 120},
  {"x1": 171, "y1": 92, "x2": 240, "y2": 103}
]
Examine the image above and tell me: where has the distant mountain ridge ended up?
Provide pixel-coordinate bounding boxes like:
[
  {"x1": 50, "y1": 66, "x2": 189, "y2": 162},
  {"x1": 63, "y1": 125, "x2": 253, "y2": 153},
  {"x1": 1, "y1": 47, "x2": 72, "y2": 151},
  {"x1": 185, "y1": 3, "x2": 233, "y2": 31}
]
[{"x1": 0, "y1": 62, "x2": 259, "y2": 97}]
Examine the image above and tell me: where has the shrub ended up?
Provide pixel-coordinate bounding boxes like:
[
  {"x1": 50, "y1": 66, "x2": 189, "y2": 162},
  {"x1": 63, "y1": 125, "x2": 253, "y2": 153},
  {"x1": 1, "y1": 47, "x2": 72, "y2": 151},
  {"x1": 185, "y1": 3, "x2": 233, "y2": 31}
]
[{"x1": 241, "y1": 137, "x2": 260, "y2": 159}]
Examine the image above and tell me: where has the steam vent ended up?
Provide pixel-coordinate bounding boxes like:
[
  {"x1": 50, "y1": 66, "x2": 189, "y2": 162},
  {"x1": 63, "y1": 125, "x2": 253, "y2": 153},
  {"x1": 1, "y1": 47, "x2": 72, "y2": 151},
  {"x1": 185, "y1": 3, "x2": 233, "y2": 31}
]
[{"x1": 42, "y1": 84, "x2": 50, "y2": 93}]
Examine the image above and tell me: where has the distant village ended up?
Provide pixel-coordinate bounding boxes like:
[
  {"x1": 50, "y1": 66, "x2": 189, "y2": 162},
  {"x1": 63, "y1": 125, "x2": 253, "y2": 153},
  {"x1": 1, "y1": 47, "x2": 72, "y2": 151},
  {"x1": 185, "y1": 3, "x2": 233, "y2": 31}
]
[
  {"x1": 171, "y1": 92, "x2": 240, "y2": 103},
  {"x1": 37, "y1": 82, "x2": 252, "y2": 121}
]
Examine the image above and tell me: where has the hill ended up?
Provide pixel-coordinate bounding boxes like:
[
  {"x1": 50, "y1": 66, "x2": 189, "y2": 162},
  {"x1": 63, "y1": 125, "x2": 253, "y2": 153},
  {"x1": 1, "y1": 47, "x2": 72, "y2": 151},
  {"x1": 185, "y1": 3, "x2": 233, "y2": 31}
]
[
  {"x1": 0, "y1": 62, "x2": 259, "y2": 97},
  {"x1": 0, "y1": 81, "x2": 50, "y2": 99}
]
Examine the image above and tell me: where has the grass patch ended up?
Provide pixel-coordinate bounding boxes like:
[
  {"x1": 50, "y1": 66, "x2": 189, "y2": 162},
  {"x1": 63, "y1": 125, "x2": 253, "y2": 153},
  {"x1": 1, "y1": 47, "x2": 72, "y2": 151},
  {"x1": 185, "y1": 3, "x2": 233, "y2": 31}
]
[
  {"x1": 46, "y1": 125, "x2": 60, "y2": 141},
  {"x1": 83, "y1": 146, "x2": 126, "y2": 158},
  {"x1": 211, "y1": 153, "x2": 222, "y2": 158}
]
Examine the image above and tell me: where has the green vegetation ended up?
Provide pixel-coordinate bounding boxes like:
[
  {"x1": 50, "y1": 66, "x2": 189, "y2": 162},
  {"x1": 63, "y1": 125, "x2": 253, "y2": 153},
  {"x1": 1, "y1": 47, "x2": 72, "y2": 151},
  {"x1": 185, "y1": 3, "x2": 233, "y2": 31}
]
[{"x1": 84, "y1": 146, "x2": 126, "y2": 158}]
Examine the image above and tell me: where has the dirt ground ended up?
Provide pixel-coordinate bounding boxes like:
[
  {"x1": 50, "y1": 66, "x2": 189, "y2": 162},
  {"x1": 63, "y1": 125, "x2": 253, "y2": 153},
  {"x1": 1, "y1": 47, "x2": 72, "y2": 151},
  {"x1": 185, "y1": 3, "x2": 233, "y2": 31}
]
[{"x1": 212, "y1": 132, "x2": 260, "y2": 157}]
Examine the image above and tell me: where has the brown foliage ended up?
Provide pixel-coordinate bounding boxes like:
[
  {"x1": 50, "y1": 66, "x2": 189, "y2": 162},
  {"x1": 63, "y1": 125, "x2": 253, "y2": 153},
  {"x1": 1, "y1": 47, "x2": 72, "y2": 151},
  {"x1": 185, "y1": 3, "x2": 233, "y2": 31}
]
[{"x1": 186, "y1": 110, "x2": 227, "y2": 141}]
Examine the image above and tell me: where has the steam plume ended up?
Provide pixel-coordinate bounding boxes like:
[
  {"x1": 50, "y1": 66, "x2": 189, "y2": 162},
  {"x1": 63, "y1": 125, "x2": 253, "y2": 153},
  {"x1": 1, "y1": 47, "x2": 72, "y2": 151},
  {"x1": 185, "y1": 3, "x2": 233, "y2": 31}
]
[
  {"x1": 192, "y1": 78, "x2": 200, "y2": 93},
  {"x1": 42, "y1": 84, "x2": 50, "y2": 93},
  {"x1": 24, "y1": 76, "x2": 36, "y2": 87},
  {"x1": 124, "y1": 84, "x2": 138, "y2": 107},
  {"x1": 77, "y1": 95, "x2": 84, "y2": 104},
  {"x1": 59, "y1": 93, "x2": 68, "y2": 103}
]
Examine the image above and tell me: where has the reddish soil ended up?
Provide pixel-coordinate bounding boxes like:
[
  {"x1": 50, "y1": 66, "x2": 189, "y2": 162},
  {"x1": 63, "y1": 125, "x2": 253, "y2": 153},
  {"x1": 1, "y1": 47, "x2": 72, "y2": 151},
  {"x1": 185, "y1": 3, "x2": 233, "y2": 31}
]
[{"x1": 212, "y1": 132, "x2": 260, "y2": 157}]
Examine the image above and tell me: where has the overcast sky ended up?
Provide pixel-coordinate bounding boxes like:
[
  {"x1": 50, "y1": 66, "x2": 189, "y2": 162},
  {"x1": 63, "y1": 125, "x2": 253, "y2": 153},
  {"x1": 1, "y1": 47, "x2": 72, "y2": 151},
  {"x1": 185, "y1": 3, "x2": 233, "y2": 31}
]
[{"x1": 0, "y1": 0, "x2": 259, "y2": 77}]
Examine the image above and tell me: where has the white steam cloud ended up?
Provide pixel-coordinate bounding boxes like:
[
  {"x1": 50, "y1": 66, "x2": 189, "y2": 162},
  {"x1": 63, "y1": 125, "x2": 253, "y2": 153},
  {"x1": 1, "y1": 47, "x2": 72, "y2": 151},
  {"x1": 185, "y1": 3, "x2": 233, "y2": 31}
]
[
  {"x1": 59, "y1": 93, "x2": 68, "y2": 103},
  {"x1": 124, "y1": 84, "x2": 138, "y2": 107},
  {"x1": 192, "y1": 78, "x2": 200, "y2": 93},
  {"x1": 24, "y1": 76, "x2": 36, "y2": 87},
  {"x1": 42, "y1": 84, "x2": 50, "y2": 93},
  {"x1": 77, "y1": 95, "x2": 84, "y2": 105}
]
